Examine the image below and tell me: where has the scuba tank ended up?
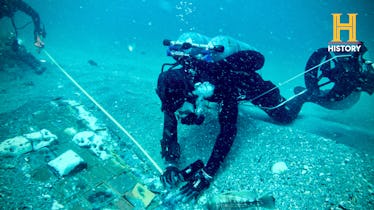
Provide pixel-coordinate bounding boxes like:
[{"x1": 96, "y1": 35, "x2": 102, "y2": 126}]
[
  {"x1": 176, "y1": 32, "x2": 210, "y2": 45},
  {"x1": 207, "y1": 35, "x2": 256, "y2": 62},
  {"x1": 164, "y1": 33, "x2": 262, "y2": 70},
  {"x1": 164, "y1": 32, "x2": 218, "y2": 63}
]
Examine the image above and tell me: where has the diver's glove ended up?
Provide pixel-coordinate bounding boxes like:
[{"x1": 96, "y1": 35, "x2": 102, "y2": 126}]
[
  {"x1": 177, "y1": 168, "x2": 212, "y2": 202},
  {"x1": 160, "y1": 159, "x2": 205, "y2": 188},
  {"x1": 180, "y1": 159, "x2": 204, "y2": 181},
  {"x1": 160, "y1": 164, "x2": 182, "y2": 188}
]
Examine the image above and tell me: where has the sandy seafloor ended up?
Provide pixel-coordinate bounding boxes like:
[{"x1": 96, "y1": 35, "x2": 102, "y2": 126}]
[
  {"x1": 0, "y1": 0, "x2": 374, "y2": 204},
  {"x1": 1, "y1": 36, "x2": 374, "y2": 209}
]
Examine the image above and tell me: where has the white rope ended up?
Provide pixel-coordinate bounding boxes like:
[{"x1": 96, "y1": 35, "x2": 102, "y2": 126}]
[
  {"x1": 43, "y1": 50, "x2": 163, "y2": 174},
  {"x1": 248, "y1": 54, "x2": 352, "y2": 110}
]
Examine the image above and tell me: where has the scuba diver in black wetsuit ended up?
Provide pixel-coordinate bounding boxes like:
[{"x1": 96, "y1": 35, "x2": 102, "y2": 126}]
[
  {"x1": 156, "y1": 32, "x2": 304, "y2": 202},
  {"x1": 156, "y1": 32, "x2": 374, "y2": 202},
  {"x1": 0, "y1": 0, "x2": 46, "y2": 74}
]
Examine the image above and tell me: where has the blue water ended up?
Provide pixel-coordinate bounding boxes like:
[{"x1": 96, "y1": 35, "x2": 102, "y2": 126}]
[
  {"x1": 19, "y1": 0, "x2": 370, "y2": 78},
  {"x1": 28, "y1": 0, "x2": 374, "y2": 82},
  {"x1": 2, "y1": 0, "x2": 374, "y2": 208},
  {"x1": 27, "y1": 0, "x2": 374, "y2": 179},
  {"x1": 29, "y1": 0, "x2": 374, "y2": 55},
  {"x1": 30, "y1": 0, "x2": 374, "y2": 134}
]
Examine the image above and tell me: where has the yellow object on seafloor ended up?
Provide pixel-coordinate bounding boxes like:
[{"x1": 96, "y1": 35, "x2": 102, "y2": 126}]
[{"x1": 127, "y1": 183, "x2": 156, "y2": 208}]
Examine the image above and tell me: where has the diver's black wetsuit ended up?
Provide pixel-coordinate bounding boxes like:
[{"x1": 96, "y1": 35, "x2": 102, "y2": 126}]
[
  {"x1": 1, "y1": 0, "x2": 45, "y2": 73},
  {"x1": 157, "y1": 50, "x2": 303, "y2": 177},
  {"x1": 0, "y1": 0, "x2": 43, "y2": 41}
]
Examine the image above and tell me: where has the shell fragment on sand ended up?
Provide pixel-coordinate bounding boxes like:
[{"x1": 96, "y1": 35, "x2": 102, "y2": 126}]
[
  {"x1": 271, "y1": 161, "x2": 288, "y2": 174},
  {"x1": 48, "y1": 150, "x2": 87, "y2": 176}
]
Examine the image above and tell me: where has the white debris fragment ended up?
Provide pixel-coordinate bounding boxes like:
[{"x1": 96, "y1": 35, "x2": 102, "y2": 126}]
[
  {"x1": 64, "y1": 100, "x2": 104, "y2": 131},
  {"x1": 64, "y1": 99, "x2": 80, "y2": 107},
  {"x1": 76, "y1": 105, "x2": 99, "y2": 130},
  {"x1": 0, "y1": 136, "x2": 32, "y2": 157},
  {"x1": 64, "y1": 100, "x2": 110, "y2": 160},
  {"x1": 51, "y1": 200, "x2": 64, "y2": 210},
  {"x1": 63, "y1": 127, "x2": 77, "y2": 136},
  {"x1": 72, "y1": 131, "x2": 109, "y2": 160},
  {"x1": 72, "y1": 131, "x2": 94, "y2": 147},
  {"x1": 271, "y1": 161, "x2": 288, "y2": 174},
  {"x1": 24, "y1": 129, "x2": 57, "y2": 150},
  {"x1": 48, "y1": 150, "x2": 87, "y2": 176}
]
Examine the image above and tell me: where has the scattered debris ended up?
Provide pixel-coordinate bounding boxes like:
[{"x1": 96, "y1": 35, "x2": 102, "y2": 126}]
[
  {"x1": 0, "y1": 97, "x2": 159, "y2": 209},
  {"x1": 65, "y1": 100, "x2": 106, "y2": 131},
  {"x1": 72, "y1": 131, "x2": 109, "y2": 160},
  {"x1": 0, "y1": 136, "x2": 32, "y2": 157},
  {"x1": 0, "y1": 129, "x2": 58, "y2": 157},
  {"x1": 24, "y1": 129, "x2": 57, "y2": 150},
  {"x1": 63, "y1": 127, "x2": 78, "y2": 136},
  {"x1": 48, "y1": 150, "x2": 87, "y2": 177}
]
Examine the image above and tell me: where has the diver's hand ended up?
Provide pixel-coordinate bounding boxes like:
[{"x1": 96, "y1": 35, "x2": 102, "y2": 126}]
[
  {"x1": 34, "y1": 35, "x2": 45, "y2": 49},
  {"x1": 176, "y1": 169, "x2": 212, "y2": 202},
  {"x1": 160, "y1": 165, "x2": 182, "y2": 188},
  {"x1": 179, "y1": 159, "x2": 204, "y2": 181}
]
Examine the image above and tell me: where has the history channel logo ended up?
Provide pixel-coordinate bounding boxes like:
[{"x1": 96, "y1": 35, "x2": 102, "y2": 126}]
[{"x1": 328, "y1": 13, "x2": 362, "y2": 53}]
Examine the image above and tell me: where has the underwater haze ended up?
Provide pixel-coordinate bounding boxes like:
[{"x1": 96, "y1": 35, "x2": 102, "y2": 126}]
[
  {"x1": 1, "y1": 0, "x2": 374, "y2": 209},
  {"x1": 34, "y1": 0, "x2": 374, "y2": 98},
  {"x1": 31, "y1": 0, "x2": 374, "y2": 147}
]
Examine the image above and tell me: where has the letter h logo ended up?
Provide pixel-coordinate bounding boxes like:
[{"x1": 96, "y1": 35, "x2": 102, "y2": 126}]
[{"x1": 331, "y1": 13, "x2": 358, "y2": 43}]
